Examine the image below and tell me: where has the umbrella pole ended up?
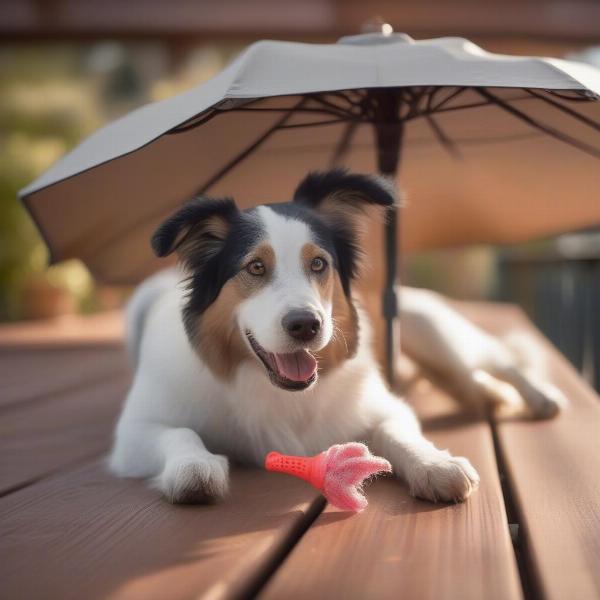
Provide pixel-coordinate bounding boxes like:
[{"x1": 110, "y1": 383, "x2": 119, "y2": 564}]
[{"x1": 372, "y1": 91, "x2": 403, "y2": 387}]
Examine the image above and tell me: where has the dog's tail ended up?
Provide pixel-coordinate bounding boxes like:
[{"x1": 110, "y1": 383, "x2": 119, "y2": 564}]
[{"x1": 125, "y1": 268, "x2": 180, "y2": 367}]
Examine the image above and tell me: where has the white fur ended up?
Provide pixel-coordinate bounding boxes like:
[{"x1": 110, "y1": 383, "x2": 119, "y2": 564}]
[
  {"x1": 399, "y1": 287, "x2": 567, "y2": 418},
  {"x1": 238, "y1": 207, "x2": 332, "y2": 354},
  {"x1": 109, "y1": 210, "x2": 562, "y2": 504}
]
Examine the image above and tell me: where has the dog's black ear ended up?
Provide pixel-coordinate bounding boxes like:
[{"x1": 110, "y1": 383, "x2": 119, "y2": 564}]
[
  {"x1": 293, "y1": 169, "x2": 397, "y2": 291},
  {"x1": 151, "y1": 197, "x2": 239, "y2": 268},
  {"x1": 293, "y1": 168, "x2": 396, "y2": 221}
]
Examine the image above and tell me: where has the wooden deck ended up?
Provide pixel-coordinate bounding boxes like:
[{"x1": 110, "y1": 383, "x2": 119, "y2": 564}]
[{"x1": 1, "y1": 304, "x2": 599, "y2": 600}]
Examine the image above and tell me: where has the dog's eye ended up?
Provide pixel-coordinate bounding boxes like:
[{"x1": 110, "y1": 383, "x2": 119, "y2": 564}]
[
  {"x1": 311, "y1": 257, "x2": 327, "y2": 273},
  {"x1": 246, "y1": 260, "x2": 265, "y2": 276}
]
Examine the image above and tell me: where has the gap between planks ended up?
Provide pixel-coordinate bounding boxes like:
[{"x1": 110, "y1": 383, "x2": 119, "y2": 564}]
[{"x1": 0, "y1": 372, "x2": 131, "y2": 496}]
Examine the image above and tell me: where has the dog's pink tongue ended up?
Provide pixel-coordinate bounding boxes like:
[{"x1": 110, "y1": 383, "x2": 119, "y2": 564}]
[{"x1": 273, "y1": 350, "x2": 317, "y2": 382}]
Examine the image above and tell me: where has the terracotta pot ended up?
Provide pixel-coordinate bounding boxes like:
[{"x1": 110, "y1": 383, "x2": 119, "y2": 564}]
[{"x1": 20, "y1": 278, "x2": 76, "y2": 320}]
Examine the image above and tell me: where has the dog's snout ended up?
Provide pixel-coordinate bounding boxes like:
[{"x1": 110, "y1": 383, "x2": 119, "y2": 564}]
[{"x1": 282, "y1": 310, "x2": 322, "y2": 342}]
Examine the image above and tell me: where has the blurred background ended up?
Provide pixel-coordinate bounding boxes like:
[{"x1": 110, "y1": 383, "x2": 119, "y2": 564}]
[{"x1": 0, "y1": 0, "x2": 599, "y2": 387}]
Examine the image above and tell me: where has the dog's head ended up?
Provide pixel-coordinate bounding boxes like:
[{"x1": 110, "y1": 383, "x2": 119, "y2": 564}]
[{"x1": 152, "y1": 169, "x2": 395, "y2": 391}]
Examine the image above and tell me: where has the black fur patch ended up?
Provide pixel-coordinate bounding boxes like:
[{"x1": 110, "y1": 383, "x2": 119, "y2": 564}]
[
  {"x1": 151, "y1": 197, "x2": 263, "y2": 339},
  {"x1": 292, "y1": 168, "x2": 396, "y2": 295},
  {"x1": 293, "y1": 168, "x2": 396, "y2": 211}
]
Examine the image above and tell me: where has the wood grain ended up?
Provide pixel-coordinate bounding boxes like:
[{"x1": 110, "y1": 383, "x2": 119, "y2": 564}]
[
  {"x1": 260, "y1": 382, "x2": 522, "y2": 600},
  {"x1": 0, "y1": 346, "x2": 129, "y2": 409},
  {"x1": 0, "y1": 463, "x2": 323, "y2": 600},
  {"x1": 0, "y1": 310, "x2": 124, "y2": 349},
  {"x1": 460, "y1": 302, "x2": 600, "y2": 600},
  {"x1": 0, "y1": 375, "x2": 130, "y2": 495}
]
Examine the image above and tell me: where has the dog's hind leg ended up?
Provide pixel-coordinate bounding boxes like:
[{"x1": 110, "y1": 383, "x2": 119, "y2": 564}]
[{"x1": 399, "y1": 286, "x2": 566, "y2": 418}]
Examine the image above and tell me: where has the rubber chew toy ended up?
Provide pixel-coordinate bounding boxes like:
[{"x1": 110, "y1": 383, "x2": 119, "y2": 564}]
[{"x1": 265, "y1": 442, "x2": 392, "y2": 512}]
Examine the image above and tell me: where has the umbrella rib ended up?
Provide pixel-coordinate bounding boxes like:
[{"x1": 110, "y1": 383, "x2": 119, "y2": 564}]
[
  {"x1": 475, "y1": 88, "x2": 600, "y2": 158},
  {"x1": 454, "y1": 131, "x2": 544, "y2": 146},
  {"x1": 524, "y1": 88, "x2": 600, "y2": 132},
  {"x1": 278, "y1": 117, "x2": 357, "y2": 129},
  {"x1": 328, "y1": 89, "x2": 368, "y2": 109},
  {"x1": 402, "y1": 87, "x2": 428, "y2": 119},
  {"x1": 329, "y1": 120, "x2": 359, "y2": 167},
  {"x1": 309, "y1": 94, "x2": 366, "y2": 119},
  {"x1": 170, "y1": 103, "x2": 354, "y2": 135},
  {"x1": 431, "y1": 99, "x2": 492, "y2": 115},
  {"x1": 426, "y1": 86, "x2": 445, "y2": 112},
  {"x1": 255, "y1": 130, "x2": 545, "y2": 157},
  {"x1": 431, "y1": 87, "x2": 468, "y2": 112},
  {"x1": 424, "y1": 114, "x2": 462, "y2": 159},
  {"x1": 168, "y1": 110, "x2": 220, "y2": 134},
  {"x1": 92, "y1": 98, "x2": 308, "y2": 256},
  {"x1": 222, "y1": 106, "x2": 351, "y2": 119},
  {"x1": 428, "y1": 93, "x2": 533, "y2": 117},
  {"x1": 196, "y1": 98, "x2": 309, "y2": 195},
  {"x1": 546, "y1": 89, "x2": 597, "y2": 102}
]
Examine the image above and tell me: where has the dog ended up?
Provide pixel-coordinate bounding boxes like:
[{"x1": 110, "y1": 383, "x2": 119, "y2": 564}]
[{"x1": 109, "y1": 169, "x2": 565, "y2": 504}]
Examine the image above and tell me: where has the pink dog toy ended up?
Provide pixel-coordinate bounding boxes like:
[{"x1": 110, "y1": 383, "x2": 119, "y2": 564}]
[{"x1": 265, "y1": 442, "x2": 392, "y2": 512}]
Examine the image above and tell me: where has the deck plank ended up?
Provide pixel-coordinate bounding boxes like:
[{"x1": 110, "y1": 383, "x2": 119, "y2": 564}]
[
  {"x1": 0, "y1": 346, "x2": 129, "y2": 409},
  {"x1": 460, "y1": 303, "x2": 600, "y2": 600},
  {"x1": 260, "y1": 383, "x2": 522, "y2": 600},
  {"x1": 0, "y1": 374, "x2": 130, "y2": 495},
  {"x1": 0, "y1": 462, "x2": 323, "y2": 600},
  {"x1": 0, "y1": 310, "x2": 124, "y2": 349}
]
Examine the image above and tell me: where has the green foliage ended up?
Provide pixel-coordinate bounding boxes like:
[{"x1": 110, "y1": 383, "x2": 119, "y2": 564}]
[{"x1": 0, "y1": 45, "x2": 101, "y2": 320}]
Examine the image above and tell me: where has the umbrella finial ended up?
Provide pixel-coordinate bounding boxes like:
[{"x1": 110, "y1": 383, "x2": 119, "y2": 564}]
[
  {"x1": 339, "y1": 21, "x2": 412, "y2": 45},
  {"x1": 361, "y1": 17, "x2": 393, "y2": 36}
]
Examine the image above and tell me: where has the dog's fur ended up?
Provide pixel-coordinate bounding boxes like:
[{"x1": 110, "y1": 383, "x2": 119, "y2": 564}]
[{"x1": 109, "y1": 169, "x2": 566, "y2": 504}]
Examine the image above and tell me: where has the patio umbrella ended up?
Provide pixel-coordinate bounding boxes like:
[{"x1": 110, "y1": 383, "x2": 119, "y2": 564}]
[{"x1": 19, "y1": 30, "x2": 600, "y2": 380}]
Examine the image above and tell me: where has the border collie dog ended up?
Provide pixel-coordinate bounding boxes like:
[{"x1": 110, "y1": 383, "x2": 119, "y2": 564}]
[{"x1": 109, "y1": 170, "x2": 565, "y2": 504}]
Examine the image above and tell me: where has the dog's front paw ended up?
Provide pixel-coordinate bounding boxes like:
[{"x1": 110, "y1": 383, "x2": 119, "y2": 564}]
[
  {"x1": 154, "y1": 454, "x2": 229, "y2": 504},
  {"x1": 409, "y1": 454, "x2": 480, "y2": 503}
]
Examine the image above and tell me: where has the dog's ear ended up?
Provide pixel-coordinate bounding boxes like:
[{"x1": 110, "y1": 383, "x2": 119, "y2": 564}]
[
  {"x1": 293, "y1": 169, "x2": 397, "y2": 290},
  {"x1": 151, "y1": 197, "x2": 239, "y2": 269},
  {"x1": 293, "y1": 168, "x2": 396, "y2": 229}
]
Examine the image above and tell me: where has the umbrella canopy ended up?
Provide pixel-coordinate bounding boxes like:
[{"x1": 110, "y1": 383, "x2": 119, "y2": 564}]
[{"x1": 20, "y1": 32, "x2": 600, "y2": 284}]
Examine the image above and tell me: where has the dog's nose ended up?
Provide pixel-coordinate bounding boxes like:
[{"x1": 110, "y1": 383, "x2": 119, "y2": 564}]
[{"x1": 282, "y1": 310, "x2": 322, "y2": 342}]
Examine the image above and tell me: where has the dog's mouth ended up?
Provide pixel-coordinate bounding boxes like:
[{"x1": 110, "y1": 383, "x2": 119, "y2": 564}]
[{"x1": 246, "y1": 332, "x2": 318, "y2": 391}]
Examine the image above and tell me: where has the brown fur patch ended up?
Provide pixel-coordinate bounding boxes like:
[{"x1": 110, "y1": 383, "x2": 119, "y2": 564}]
[
  {"x1": 301, "y1": 243, "x2": 334, "y2": 299},
  {"x1": 194, "y1": 242, "x2": 275, "y2": 380},
  {"x1": 195, "y1": 279, "x2": 250, "y2": 380},
  {"x1": 315, "y1": 275, "x2": 359, "y2": 375},
  {"x1": 177, "y1": 213, "x2": 232, "y2": 262},
  {"x1": 302, "y1": 242, "x2": 359, "y2": 375},
  {"x1": 317, "y1": 191, "x2": 375, "y2": 240}
]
